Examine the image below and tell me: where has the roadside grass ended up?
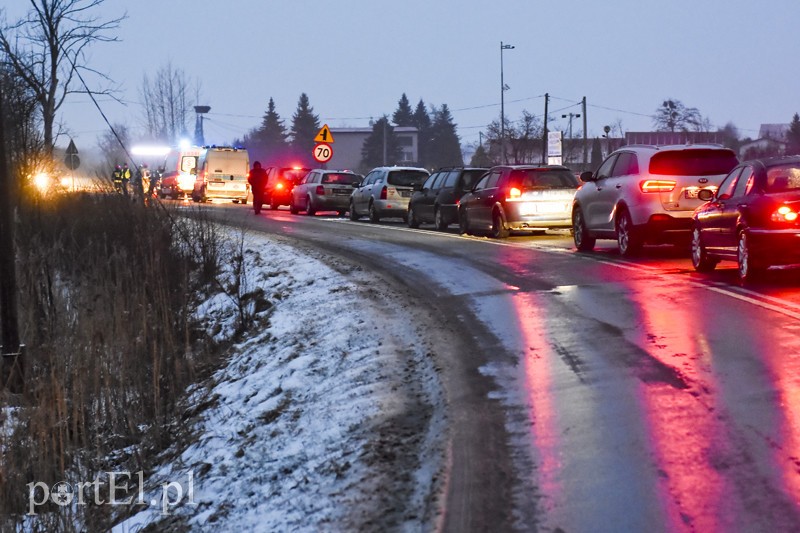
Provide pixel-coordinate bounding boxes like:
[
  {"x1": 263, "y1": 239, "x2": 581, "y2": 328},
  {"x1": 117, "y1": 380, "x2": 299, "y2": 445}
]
[{"x1": 0, "y1": 192, "x2": 258, "y2": 531}]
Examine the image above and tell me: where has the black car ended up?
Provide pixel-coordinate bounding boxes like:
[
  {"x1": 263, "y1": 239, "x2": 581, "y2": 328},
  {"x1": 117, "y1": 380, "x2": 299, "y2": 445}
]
[
  {"x1": 691, "y1": 155, "x2": 800, "y2": 282},
  {"x1": 406, "y1": 167, "x2": 487, "y2": 230},
  {"x1": 263, "y1": 166, "x2": 311, "y2": 210},
  {"x1": 459, "y1": 165, "x2": 579, "y2": 238}
]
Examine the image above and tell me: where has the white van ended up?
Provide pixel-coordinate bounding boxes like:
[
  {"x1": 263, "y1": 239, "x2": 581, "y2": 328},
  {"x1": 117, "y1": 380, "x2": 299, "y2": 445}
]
[
  {"x1": 191, "y1": 147, "x2": 251, "y2": 203},
  {"x1": 160, "y1": 145, "x2": 204, "y2": 199}
]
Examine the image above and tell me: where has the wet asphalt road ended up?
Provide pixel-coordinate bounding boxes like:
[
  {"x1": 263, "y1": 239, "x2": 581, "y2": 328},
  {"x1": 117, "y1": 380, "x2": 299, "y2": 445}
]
[{"x1": 194, "y1": 200, "x2": 800, "y2": 532}]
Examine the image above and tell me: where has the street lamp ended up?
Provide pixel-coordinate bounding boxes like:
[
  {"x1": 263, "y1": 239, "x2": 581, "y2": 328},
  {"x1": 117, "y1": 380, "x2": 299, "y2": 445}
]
[{"x1": 500, "y1": 41, "x2": 514, "y2": 164}]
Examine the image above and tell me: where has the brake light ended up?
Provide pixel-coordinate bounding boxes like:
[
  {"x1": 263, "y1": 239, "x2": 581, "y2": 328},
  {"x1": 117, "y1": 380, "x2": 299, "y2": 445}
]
[
  {"x1": 276, "y1": 182, "x2": 284, "y2": 190},
  {"x1": 772, "y1": 205, "x2": 799, "y2": 222},
  {"x1": 316, "y1": 185, "x2": 325, "y2": 195},
  {"x1": 508, "y1": 187, "x2": 521, "y2": 199},
  {"x1": 380, "y1": 185, "x2": 387, "y2": 200},
  {"x1": 640, "y1": 179, "x2": 676, "y2": 193}
]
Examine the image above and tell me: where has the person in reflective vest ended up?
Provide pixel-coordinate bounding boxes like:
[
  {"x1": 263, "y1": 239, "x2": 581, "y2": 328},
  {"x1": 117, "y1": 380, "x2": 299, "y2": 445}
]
[
  {"x1": 112, "y1": 164, "x2": 123, "y2": 193},
  {"x1": 121, "y1": 163, "x2": 132, "y2": 196}
]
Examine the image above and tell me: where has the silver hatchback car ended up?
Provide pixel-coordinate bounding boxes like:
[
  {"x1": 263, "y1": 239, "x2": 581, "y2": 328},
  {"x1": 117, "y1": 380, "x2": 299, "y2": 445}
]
[
  {"x1": 349, "y1": 166, "x2": 429, "y2": 222},
  {"x1": 572, "y1": 144, "x2": 739, "y2": 255},
  {"x1": 290, "y1": 169, "x2": 362, "y2": 216}
]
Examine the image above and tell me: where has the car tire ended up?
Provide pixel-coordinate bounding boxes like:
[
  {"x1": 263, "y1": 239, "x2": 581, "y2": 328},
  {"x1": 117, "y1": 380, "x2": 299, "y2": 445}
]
[
  {"x1": 306, "y1": 196, "x2": 316, "y2": 216},
  {"x1": 491, "y1": 209, "x2": 510, "y2": 239},
  {"x1": 349, "y1": 201, "x2": 360, "y2": 221},
  {"x1": 289, "y1": 201, "x2": 298, "y2": 215},
  {"x1": 434, "y1": 206, "x2": 448, "y2": 231},
  {"x1": 616, "y1": 208, "x2": 642, "y2": 256},
  {"x1": 407, "y1": 205, "x2": 419, "y2": 228},
  {"x1": 270, "y1": 196, "x2": 279, "y2": 210},
  {"x1": 572, "y1": 206, "x2": 595, "y2": 251},
  {"x1": 737, "y1": 230, "x2": 765, "y2": 284},
  {"x1": 368, "y1": 201, "x2": 380, "y2": 223},
  {"x1": 691, "y1": 226, "x2": 717, "y2": 272},
  {"x1": 459, "y1": 208, "x2": 471, "y2": 235}
]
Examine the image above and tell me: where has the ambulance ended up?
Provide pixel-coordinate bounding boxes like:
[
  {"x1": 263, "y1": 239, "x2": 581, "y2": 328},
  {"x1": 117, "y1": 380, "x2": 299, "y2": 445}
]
[
  {"x1": 191, "y1": 146, "x2": 251, "y2": 203},
  {"x1": 159, "y1": 145, "x2": 203, "y2": 199}
]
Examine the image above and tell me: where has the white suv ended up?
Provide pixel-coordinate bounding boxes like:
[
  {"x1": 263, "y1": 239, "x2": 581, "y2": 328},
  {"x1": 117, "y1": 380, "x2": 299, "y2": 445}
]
[{"x1": 572, "y1": 144, "x2": 738, "y2": 255}]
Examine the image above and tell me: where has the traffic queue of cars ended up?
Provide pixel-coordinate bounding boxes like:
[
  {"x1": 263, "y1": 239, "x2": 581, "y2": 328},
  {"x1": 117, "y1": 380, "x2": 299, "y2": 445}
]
[{"x1": 239, "y1": 145, "x2": 800, "y2": 285}]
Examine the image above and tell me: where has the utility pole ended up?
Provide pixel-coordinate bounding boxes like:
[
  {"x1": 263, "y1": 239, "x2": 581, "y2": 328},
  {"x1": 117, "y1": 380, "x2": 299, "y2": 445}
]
[
  {"x1": 582, "y1": 97, "x2": 588, "y2": 169},
  {"x1": 0, "y1": 84, "x2": 24, "y2": 393},
  {"x1": 500, "y1": 42, "x2": 514, "y2": 164},
  {"x1": 382, "y1": 118, "x2": 387, "y2": 166},
  {"x1": 561, "y1": 112, "x2": 581, "y2": 164},
  {"x1": 542, "y1": 93, "x2": 549, "y2": 163}
]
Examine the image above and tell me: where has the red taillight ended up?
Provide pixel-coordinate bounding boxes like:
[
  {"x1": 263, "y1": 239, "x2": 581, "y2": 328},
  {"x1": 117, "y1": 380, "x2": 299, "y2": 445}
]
[
  {"x1": 276, "y1": 182, "x2": 284, "y2": 190},
  {"x1": 316, "y1": 185, "x2": 325, "y2": 195},
  {"x1": 380, "y1": 185, "x2": 387, "y2": 200},
  {"x1": 507, "y1": 187, "x2": 521, "y2": 199},
  {"x1": 772, "y1": 205, "x2": 799, "y2": 222},
  {"x1": 640, "y1": 179, "x2": 676, "y2": 193}
]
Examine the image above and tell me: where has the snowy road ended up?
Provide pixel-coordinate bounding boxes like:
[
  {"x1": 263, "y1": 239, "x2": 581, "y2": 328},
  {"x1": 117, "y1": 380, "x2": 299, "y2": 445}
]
[{"x1": 199, "y1": 202, "x2": 800, "y2": 532}]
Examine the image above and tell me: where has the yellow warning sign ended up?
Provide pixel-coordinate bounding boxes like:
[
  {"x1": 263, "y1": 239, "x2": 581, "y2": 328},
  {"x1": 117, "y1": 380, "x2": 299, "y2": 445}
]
[{"x1": 314, "y1": 124, "x2": 334, "y2": 143}]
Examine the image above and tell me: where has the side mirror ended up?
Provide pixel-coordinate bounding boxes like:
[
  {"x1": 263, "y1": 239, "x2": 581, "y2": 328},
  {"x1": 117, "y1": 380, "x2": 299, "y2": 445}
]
[
  {"x1": 413, "y1": 183, "x2": 423, "y2": 192},
  {"x1": 697, "y1": 189, "x2": 715, "y2": 202},
  {"x1": 579, "y1": 171, "x2": 595, "y2": 183},
  {"x1": 352, "y1": 181, "x2": 361, "y2": 188}
]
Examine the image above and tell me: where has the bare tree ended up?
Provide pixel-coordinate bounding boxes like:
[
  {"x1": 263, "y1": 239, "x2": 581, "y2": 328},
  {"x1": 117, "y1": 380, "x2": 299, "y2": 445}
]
[
  {"x1": 0, "y1": 59, "x2": 44, "y2": 188},
  {"x1": 140, "y1": 62, "x2": 198, "y2": 143},
  {"x1": 95, "y1": 122, "x2": 129, "y2": 177},
  {"x1": 0, "y1": 0, "x2": 125, "y2": 155},
  {"x1": 653, "y1": 99, "x2": 704, "y2": 132}
]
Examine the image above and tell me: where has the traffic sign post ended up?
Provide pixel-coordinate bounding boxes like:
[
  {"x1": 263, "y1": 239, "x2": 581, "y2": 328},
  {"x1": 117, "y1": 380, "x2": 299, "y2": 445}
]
[
  {"x1": 314, "y1": 124, "x2": 334, "y2": 144},
  {"x1": 313, "y1": 143, "x2": 333, "y2": 164}
]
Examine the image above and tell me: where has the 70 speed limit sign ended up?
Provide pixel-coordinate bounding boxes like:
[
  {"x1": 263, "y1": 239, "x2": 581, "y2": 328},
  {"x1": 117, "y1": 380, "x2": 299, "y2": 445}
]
[{"x1": 313, "y1": 143, "x2": 333, "y2": 163}]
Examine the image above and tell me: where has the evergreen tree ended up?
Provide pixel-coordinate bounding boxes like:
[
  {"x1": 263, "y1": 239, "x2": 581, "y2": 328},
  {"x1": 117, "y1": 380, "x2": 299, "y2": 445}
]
[
  {"x1": 247, "y1": 97, "x2": 288, "y2": 164},
  {"x1": 470, "y1": 143, "x2": 492, "y2": 167},
  {"x1": 289, "y1": 93, "x2": 321, "y2": 165},
  {"x1": 428, "y1": 104, "x2": 463, "y2": 168},
  {"x1": 413, "y1": 99, "x2": 432, "y2": 167},
  {"x1": 787, "y1": 113, "x2": 800, "y2": 155},
  {"x1": 392, "y1": 93, "x2": 414, "y2": 126},
  {"x1": 361, "y1": 116, "x2": 402, "y2": 172}
]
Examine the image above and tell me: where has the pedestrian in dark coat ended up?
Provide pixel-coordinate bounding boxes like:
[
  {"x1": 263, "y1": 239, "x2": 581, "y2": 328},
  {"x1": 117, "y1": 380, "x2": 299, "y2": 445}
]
[{"x1": 248, "y1": 161, "x2": 268, "y2": 214}]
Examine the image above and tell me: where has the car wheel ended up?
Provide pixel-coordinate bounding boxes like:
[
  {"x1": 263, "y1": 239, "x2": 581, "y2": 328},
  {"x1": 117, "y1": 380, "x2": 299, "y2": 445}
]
[
  {"x1": 737, "y1": 230, "x2": 765, "y2": 283},
  {"x1": 616, "y1": 209, "x2": 642, "y2": 256},
  {"x1": 407, "y1": 205, "x2": 419, "y2": 228},
  {"x1": 691, "y1": 226, "x2": 717, "y2": 272},
  {"x1": 270, "y1": 197, "x2": 279, "y2": 210},
  {"x1": 306, "y1": 196, "x2": 316, "y2": 216},
  {"x1": 572, "y1": 207, "x2": 595, "y2": 252},
  {"x1": 349, "y1": 201, "x2": 360, "y2": 221},
  {"x1": 459, "y1": 208, "x2": 471, "y2": 235},
  {"x1": 289, "y1": 201, "x2": 298, "y2": 215},
  {"x1": 368, "y1": 202, "x2": 380, "y2": 223},
  {"x1": 491, "y1": 209, "x2": 510, "y2": 239},
  {"x1": 434, "y1": 207, "x2": 448, "y2": 231}
]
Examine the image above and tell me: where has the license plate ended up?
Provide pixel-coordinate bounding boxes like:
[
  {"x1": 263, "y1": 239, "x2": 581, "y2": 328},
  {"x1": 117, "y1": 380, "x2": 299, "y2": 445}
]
[
  {"x1": 532, "y1": 202, "x2": 569, "y2": 214},
  {"x1": 333, "y1": 189, "x2": 350, "y2": 196},
  {"x1": 400, "y1": 190, "x2": 412, "y2": 197},
  {"x1": 684, "y1": 188, "x2": 700, "y2": 199}
]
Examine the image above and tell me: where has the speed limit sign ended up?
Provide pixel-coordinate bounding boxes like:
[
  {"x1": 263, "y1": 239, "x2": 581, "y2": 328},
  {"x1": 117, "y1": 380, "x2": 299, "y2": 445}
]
[{"x1": 313, "y1": 143, "x2": 333, "y2": 163}]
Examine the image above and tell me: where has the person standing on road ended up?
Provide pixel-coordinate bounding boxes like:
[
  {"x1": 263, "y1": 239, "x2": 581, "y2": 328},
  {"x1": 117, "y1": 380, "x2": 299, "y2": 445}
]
[{"x1": 248, "y1": 161, "x2": 268, "y2": 215}]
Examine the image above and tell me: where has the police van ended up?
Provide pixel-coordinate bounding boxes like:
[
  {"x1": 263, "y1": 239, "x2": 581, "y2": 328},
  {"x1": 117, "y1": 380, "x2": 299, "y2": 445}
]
[
  {"x1": 159, "y1": 145, "x2": 203, "y2": 199},
  {"x1": 191, "y1": 147, "x2": 251, "y2": 203}
]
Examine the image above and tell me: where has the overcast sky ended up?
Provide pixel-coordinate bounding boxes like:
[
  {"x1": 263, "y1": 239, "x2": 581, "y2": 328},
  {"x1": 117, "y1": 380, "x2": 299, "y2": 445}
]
[{"x1": 5, "y1": 0, "x2": 800, "y2": 152}]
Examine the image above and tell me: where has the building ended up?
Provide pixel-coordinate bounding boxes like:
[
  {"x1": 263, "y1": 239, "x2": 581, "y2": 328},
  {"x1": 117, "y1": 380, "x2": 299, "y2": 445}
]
[
  {"x1": 327, "y1": 126, "x2": 419, "y2": 172},
  {"x1": 624, "y1": 131, "x2": 726, "y2": 145}
]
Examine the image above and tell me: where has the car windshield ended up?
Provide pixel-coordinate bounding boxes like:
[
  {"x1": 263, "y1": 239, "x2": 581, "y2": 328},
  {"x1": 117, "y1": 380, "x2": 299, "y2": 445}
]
[
  {"x1": 509, "y1": 169, "x2": 579, "y2": 189},
  {"x1": 766, "y1": 165, "x2": 800, "y2": 193},
  {"x1": 649, "y1": 149, "x2": 738, "y2": 176},
  {"x1": 322, "y1": 173, "x2": 361, "y2": 185},
  {"x1": 387, "y1": 170, "x2": 429, "y2": 187}
]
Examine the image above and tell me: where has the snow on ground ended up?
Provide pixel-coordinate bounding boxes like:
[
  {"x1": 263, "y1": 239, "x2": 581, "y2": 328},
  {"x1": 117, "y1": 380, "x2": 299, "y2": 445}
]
[{"x1": 113, "y1": 227, "x2": 447, "y2": 532}]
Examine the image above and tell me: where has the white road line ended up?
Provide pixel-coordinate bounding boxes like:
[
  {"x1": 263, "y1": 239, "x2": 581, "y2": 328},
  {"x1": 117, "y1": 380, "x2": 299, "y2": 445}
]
[{"x1": 322, "y1": 219, "x2": 800, "y2": 319}]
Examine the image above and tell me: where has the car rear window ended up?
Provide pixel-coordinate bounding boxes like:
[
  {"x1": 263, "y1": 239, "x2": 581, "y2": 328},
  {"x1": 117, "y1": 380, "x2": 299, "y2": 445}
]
[
  {"x1": 509, "y1": 169, "x2": 579, "y2": 189},
  {"x1": 649, "y1": 149, "x2": 738, "y2": 176},
  {"x1": 766, "y1": 165, "x2": 800, "y2": 193},
  {"x1": 280, "y1": 168, "x2": 310, "y2": 183},
  {"x1": 322, "y1": 173, "x2": 361, "y2": 185},
  {"x1": 387, "y1": 170, "x2": 429, "y2": 187},
  {"x1": 459, "y1": 169, "x2": 487, "y2": 189}
]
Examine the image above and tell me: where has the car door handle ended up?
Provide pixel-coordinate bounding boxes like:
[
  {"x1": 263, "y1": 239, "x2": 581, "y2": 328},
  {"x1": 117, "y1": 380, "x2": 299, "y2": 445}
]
[{"x1": 615, "y1": 184, "x2": 622, "y2": 189}]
